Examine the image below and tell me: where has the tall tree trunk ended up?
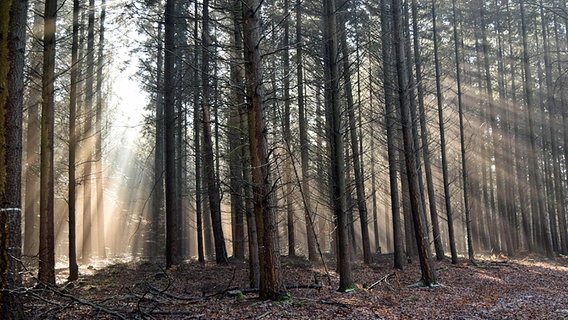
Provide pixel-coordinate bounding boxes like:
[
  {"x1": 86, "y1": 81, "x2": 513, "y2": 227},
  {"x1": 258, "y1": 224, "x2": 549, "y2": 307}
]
[
  {"x1": 282, "y1": 0, "x2": 296, "y2": 258},
  {"x1": 381, "y1": 0, "x2": 404, "y2": 269},
  {"x1": 164, "y1": 0, "x2": 181, "y2": 268},
  {"x1": 229, "y1": 0, "x2": 245, "y2": 260},
  {"x1": 150, "y1": 20, "x2": 164, "y2": 258},
  {"x1": 540, "y1": 0, "x2": 562, "y2": 255},
  {"x1": 338, "y1": 3, "x2": 371, "y2": 264},
  {"x1": 243, "y1": 0, "x2": 284, "y2": 299},
  {"x1": 95, "y1": 0, "x2": 106, "y2": 259},
  {"x1": 201, "y1": 0, "x2": 228, "y2": 264},
  {"x1": 432, "y1": 0, "x2": 458, "y2": 264},
  {"x1": 192, "y1": 2, "x2": 204, "y2": 263},
  {"x1": 243, "y1": 111, "x2": 260, "y2": 287},
  {"x1": 38, "y1": 0, "x2": 56, "y2": 285},
  {"x1": 68, "y1": 0, "x2": 80, "y2": 281},
  {"x1": 392, "y1": 0, "x2": 436, "y2": 285},
  {"x1": 520, "y1": 0, "x2": 551, "y2": 255},
  {"x1": 324, "y1": 0, "x2": 353, "y2": 291},
  {"x1": 411, "y1": 0, "x2": 444, "y2": 261},
  {"x1": 296, "y1": 0, "x2": 317, "y2": 261},
  {"x1": 1, "y1": 0, "x2": 27, "y2": 315}
]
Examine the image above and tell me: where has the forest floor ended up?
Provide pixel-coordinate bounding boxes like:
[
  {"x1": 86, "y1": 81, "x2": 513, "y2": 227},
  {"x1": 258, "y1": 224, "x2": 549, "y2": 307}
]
[{"x1": 19, "y1": 252, "x2": 568, "y2": 319}]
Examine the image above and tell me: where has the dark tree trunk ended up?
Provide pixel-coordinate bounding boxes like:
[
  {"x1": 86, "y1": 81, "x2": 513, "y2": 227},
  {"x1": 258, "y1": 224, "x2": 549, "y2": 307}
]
[
  {"x1": 1, "y1": 0, "x2": 28, "y2": 316},
  {"x1": 38, "y1": 0, "x2": 56, "y2": 285},
  {"x1": 201, "y1": 0, "x2": 228, "y2": 265},
  {"x1": 68, "y1": 0, "x2": 80, "y2": 281},
  {"x1": 296, "y1": 0, "x2": 317, "y2": 261},
  {"x1": 451, "y1": 0, "x2": 473, "y2": 261},
  {"x1": 411, "y1": 0, "x2": 444, "y2": 261},
  {"x1": 164, "y1": 0, "x2": 181, "y2": 268},
  {"x1": 229, "y1": 0, "x2": 245, "y2": 260},
  {"x1": 243, "y1": 0, "x2": 284, "y2": 299},
  {"x1": 150, "y1": 20, "x2": 165, "y2": 258},
  {"x1": 432, "y1": 0, "x2": 457, "y2": 264},
  {"x1": 381, "y1": 0, "x2": 404, "y2": 269},
  {"x1": 338, "y1": 3, "x2": 371, "y2": 265},
  {"x1": 324, "y1": 0, "x2": 353, "y2": 291},
  {"x1": 391, "y1": 0, "x2": 436, "y2": 285}
]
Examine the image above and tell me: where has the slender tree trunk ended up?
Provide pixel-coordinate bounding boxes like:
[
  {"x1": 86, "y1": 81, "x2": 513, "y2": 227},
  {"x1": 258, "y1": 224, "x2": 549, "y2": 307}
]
[
  {"x1": 338, "y1": 5, "x2": 371, "y2": 264},
  {"x1": 296, "y1": 1, "x2": 317, "y2": 261},
  {"x1": 323, "y1": 0, "x2": 353, "y2": 291},
  {"x1": 520, "y1": 0, "x2": 551, "y2": 255},
  {"x1": 243, "y1": 0, "x2": 284, "y2": 299},
  {"x1": 164, "y1": 0, "x2": 180, "y2": 268},
  {"x1": 150, "y1": 20, "x2": 164, "y2": 258},
  {"x1": 38, "y1": 0, "x2": 56, "y2": 285},
  {"x1": 281, "y1": 0, "x2": 296, "y2": 258},
  {"x1": 229, "y1": 0, "x2": 245, "y2": 260},
  {"x1": 432, "y1": 0, "x2": 457, "y2": 264},
  {"x1": 82, "y1": 0, "x2": 96, "y2": 264},
  {"x1": 392, "y1": 0, "x2": 436, "y2": 285},
  {"x1": 192, "y1": 2, "x2": 204, "y2": 263},
  {"x1": 411, "y1": 0, "x2": 444, "y2": 261},
  {"x1": 68, "y1": 0, "x2": 80, "y2": 281},
  {"x1": 381, "y1": 0, "x2": 404, "y2": 269},
  {"x1": 201, "y1": 0, "x2": 228, "y2": 264}
]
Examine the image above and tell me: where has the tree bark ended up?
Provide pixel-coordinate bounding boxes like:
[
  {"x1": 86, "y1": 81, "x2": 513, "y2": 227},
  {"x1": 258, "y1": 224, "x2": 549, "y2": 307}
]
[
  {"x1": 39, "y1": 0, "x2": 56, "y2": 285},
  {"x1": 324, "y1": 0, "x2": 353, "y2": 291},
  {"x1": 201, "y1": 0, "x2": 228, "y2": 265},
  {"x1": 164, "y1": 0, "x2": 181, "y2": 268},
  {"x1": 1, "y1": 0, "x2": 27, "y2": 316},
  {"x1": 391, "y1": 0, "x2": 436, "y2": 285},
  {"x1": 243, "y1": 0, "x2": 284, "y2": 299},
  {"x1": 380, "y1": 0, "x2": 404, "y2": 270},
  {"x1": 68, "y1": 0, "x2": 80, "y2": 281},
  {"x1": 432, "y1": 0, "x2": 457, "y2": 264}
]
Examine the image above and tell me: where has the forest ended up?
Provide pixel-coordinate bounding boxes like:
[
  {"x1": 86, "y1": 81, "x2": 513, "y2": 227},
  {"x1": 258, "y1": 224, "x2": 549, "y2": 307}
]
[{"x1": 1, "y1": 0, "x2": 568, "y2": 318}]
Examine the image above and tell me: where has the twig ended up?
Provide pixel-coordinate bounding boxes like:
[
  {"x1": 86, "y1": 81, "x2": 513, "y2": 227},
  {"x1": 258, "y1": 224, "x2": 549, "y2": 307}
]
[{"x1": 367, "y1": 272, "x2": 396, "y2": 290}]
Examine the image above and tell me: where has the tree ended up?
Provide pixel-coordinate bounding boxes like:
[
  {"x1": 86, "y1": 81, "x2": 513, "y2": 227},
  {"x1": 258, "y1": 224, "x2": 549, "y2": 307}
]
[
  {"x1": 243, "y1": 0, "x2": 284, "y2": 299},
  {"x1": 324, "y1": 0, "x2": 353, "y2": 291},
  {"x1": 1, "y1": 0, "x2": 28, "y2": 316},
  {"x1": 432, "y1": 0, "x2": 458, "y2": 264},
  {"x1": 68, "y1": 0, "x2": 80, "y2": 281},
  {"x1": 451, "y1": 0, "x2": 474, "y2": 262},
  {"x1": 380, "y1": 0, "x2": 404, "y2": 270},
  {"x1": 338, "y1": 0, "x2": 371, "y2": 264},
  {"x1": 229, "y1": 0, "x2": 246, "y2": 260},
  {"x1": 391, "y1": 0, "x2": 436, "y2": 286},
  {"x1": 38, "y1": 0, "x2": 57, "y2": 286},
  {"x1": 296, "y1": 0, "x2": 317, "y2": 262},
  {"x1": 201, "y1": 0, "x2": 228, "y2": 264},
  {"x1": 164, "y1": 0, "x2": 181, "y2": 269}
]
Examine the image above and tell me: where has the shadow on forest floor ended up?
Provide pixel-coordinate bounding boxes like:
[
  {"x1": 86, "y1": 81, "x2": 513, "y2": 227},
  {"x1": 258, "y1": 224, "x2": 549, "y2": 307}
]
[{"x1": 17, "y1": 253, "x2": 568, "y2": 319}]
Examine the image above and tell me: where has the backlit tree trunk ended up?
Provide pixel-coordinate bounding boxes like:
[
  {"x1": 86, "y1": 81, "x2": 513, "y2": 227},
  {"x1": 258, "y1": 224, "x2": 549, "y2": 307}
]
[
  {"x1": 243, "y1": 0, "x2": 284, "y2": 299},
  {"x1": 39, "y1": 0, "x2": 56, "y2": 285}
]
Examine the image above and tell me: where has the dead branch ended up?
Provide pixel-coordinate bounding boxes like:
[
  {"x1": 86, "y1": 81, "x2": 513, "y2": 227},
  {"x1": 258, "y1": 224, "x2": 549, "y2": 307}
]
[{"x1": 367, "y1": 272, "x2": 396, "y2": 290}]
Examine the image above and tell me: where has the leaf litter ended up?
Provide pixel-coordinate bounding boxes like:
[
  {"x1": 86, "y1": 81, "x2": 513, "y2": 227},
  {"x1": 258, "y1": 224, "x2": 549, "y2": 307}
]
[{"x1": 19, "y1": 253, "x2": 568, "y2": 319}]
